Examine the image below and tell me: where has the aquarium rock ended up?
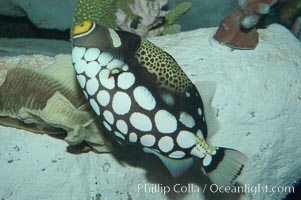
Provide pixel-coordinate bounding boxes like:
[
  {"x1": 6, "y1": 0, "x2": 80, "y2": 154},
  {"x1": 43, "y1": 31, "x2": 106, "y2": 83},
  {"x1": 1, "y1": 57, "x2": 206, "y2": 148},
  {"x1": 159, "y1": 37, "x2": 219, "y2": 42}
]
[
  {"x1": 116, "y1": 0, "x2": 192, "y2": 36},
  {"x1": 0, "y1": 24, "x2": 301, "y2": 200},
  {"x1": 0, "y1": 38, "x2": 70, "y2": 57}
]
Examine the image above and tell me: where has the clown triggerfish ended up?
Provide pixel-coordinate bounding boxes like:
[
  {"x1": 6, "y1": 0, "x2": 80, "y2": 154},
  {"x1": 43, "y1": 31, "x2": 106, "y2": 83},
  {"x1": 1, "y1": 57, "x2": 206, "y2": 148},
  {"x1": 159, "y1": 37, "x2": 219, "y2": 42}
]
[{"x1": 71, "y1": 21, "x2": 248, "y2": 186}]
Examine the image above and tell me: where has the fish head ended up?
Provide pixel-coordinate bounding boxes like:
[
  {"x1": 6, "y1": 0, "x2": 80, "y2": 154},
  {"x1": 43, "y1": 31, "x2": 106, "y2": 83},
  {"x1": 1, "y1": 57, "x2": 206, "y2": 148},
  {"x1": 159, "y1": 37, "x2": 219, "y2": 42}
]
[{"x1": 72, "y1": 21, "x2": 141, "y2": 59}]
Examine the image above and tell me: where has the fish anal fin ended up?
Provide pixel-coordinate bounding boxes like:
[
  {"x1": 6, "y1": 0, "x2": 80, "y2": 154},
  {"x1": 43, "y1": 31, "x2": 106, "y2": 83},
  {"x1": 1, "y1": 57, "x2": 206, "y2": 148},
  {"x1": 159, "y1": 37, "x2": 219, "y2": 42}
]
[{"x1": 143, "y1": 147, "x2": 193, "y2": 177}]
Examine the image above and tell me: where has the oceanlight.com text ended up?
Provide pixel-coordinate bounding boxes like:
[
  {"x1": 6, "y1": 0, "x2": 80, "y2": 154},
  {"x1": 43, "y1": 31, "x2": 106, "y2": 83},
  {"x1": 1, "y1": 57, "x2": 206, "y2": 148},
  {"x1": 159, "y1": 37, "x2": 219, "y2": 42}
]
[
  {"x1": 137, "y1": 183, "x2": 295, "y2": 196},
  {"x1": 208, "y1": 184, "x2": 294, "y2": 195}
]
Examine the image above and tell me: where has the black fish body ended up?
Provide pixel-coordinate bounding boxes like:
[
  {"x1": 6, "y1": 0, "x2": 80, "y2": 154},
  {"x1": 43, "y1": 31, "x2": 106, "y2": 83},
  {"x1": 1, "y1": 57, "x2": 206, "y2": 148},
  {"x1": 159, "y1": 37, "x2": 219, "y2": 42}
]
[{"x1": 71, "y1": 21, "x2": 248, "y2": 186}]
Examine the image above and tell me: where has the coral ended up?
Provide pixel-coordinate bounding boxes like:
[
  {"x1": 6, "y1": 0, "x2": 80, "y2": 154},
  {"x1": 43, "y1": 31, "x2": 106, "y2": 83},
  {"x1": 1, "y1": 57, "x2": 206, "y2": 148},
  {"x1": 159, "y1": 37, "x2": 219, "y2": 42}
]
[
  {"x1": 163, "y1": 2, "x2": 192, "y2": 35},
  {"x1": 214, "y1": 0, "x2": 278, "y2": 49},
  {"x1": 162, "y1": 24, "x2": 181, "y2": 35},
  {"x1": 116, "y1": 0, "x2": 191, "y2": 37},
  {"x1": 73, "y1": 0, "x2": 192, "y2": 37},
  {"x1": 73, "y1": 0, "x2": 114, "y2": 27},
  {"x1": 73, "y1": 0, "x2": 134, "y2": 28},
  {"x1": 116, "y1": 0, "x2": 168, "y2": 37},
  {"x1": 165, "y1": 2, "x2": 192, "y2": 26}
]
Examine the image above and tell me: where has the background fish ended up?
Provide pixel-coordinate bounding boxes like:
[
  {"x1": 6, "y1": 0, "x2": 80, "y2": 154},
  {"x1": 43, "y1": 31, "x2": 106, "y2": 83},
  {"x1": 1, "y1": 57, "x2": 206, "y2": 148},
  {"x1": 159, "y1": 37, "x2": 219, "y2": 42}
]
[{"x1": 71, "y1": 21, "x2": 248, "y2": 186}]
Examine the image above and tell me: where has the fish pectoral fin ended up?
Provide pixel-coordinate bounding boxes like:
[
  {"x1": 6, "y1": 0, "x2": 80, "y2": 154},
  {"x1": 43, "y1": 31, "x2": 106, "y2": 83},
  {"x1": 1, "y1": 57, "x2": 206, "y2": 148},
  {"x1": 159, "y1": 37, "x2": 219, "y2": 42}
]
[
  {"x1": 194, "y1": 81, "x2": 220, "y2": 138},
  {"x1": 143, "y1": 147, "x2": 193, "y2": 177}
]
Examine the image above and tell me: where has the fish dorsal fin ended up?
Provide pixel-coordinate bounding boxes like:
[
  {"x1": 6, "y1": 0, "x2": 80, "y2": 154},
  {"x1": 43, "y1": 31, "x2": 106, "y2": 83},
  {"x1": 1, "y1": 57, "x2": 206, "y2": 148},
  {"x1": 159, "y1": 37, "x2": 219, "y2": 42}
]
[
  {"x1": 143, "y1": 147, "x2": 193, "y2": 177},
  {"x1": 194, "y1": 81, "x2": 220, "y2": 138}
]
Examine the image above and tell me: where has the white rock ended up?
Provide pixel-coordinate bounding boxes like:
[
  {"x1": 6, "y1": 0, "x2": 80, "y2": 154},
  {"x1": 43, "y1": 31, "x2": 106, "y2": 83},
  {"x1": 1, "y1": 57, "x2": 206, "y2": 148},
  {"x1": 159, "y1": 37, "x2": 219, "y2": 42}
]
[
  {"x1": 0, "y1": 24, "x2": 301, "y2": 200},
  {"x1": 0, "y1": 38, "x2": 70, "y2": 56}
]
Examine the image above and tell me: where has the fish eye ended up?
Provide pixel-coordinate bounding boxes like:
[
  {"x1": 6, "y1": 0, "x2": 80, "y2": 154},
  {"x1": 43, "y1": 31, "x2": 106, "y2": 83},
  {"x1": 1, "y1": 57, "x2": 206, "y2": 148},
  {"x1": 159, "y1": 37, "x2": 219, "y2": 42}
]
[{"x1": 126, "y1": 36, "x2": 140, "y2": 50}]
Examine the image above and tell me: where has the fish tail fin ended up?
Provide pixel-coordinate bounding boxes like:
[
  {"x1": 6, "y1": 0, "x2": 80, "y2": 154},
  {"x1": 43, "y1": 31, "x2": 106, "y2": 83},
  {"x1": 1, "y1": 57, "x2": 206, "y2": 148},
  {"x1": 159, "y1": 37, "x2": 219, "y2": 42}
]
[{"x1": 202, "y1": 147, "x2": 248, "y2": 186}]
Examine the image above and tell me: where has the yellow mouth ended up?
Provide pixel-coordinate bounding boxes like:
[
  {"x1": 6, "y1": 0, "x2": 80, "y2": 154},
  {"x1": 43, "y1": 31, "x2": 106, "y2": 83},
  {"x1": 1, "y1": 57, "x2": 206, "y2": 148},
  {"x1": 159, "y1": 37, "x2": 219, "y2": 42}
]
[{"x1": 73, "y1": 21, "x2": 93, "y2": 35}]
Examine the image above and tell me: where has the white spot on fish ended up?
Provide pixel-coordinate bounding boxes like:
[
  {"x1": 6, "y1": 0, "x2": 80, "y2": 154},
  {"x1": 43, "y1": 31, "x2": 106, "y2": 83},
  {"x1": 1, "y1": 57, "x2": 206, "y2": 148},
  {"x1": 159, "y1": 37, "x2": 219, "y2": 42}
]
[
  {"x1": 83, "y1": 91, "x2": 88, "y2": 99},
  {"x1": 179, "y1": 112, "x2": 195, "y2": 128},
  {"x1": 158, "y1": 136, "x2": 174, "y2": 153},
  {"x1": 118, "y1": 72, "x2": 135, "y2": 90},
  {"x1": 112, "y1": 91, "x2": 131, "y2": 115},
  {"x1": 161, "y1": 93, "x2": 175, "y2": 106},
  {"x1": 185, "y1": 92, "x2": 191, "y2": 97},
  {"x1": 116, "y1": 120, "x2": 128, "y2": 135},
  {"x1": 129, "y1": 132, "x2": 138, "y2": 143},
  {"x1": 203, "y1": 155, "x2": 212, "y2": 166},
  {"x1": 72, "y1": 47, "x2": 86, "y2": 63},
  {"x1": 76, "y1": 75, "x2": 86, "y2": 88},
  {"x1": 85, "y1": 61, "x2": 101, "y2": 78},
  {"x1": 98, "y1": 52, "x2": 113, "y2": 66},
  {"x1": 169, "y1": 151, "x2": 185, "y2": 159},
  {"x1": 103, "y1": 110, "x2": 114, "y2": 125},
  {"x1": 122, "y1": 64, "x2": 129, "y2": 71},
  {"x1": 154, "y1": 110, "x2": 177, "y2": 134},
  {"x1": 86, "y1": 78, "x2": 99, "y2": 96},
  {"x1": 115, "y1": 131, "x2": 125, "y2": 140},
  {"x1": 133, "y1": 86, "x2": 156, "y2": 111},
  {"x1": 74, "y1": 59, "x2": 87, "y2": 74},
  {"x1": 99, "y1": 69, "x2": 115, "y2": 89},
  {"x1": 190, "y1": 145, "x2": 206, "y2": 158},
  {"x1": 197, "y1": 130, "x2": 203, "y2": 138},
  {"x1": 97, "y1": 90, "x2": 110, "y2": 107},
  {"x1": 130, "y1": 112, "x2": 152, "y2": 132},
  {"x1": 140, "y1": 134, "x2": 156, "y2": 147},
  {"x1": 84, "y1": 48, "x2": 100, "y2": 61},
  {"x1": 110, "y1": 68, "x2": 120, "y2": 75},
  {"x1": 103, "y1": 121, "x2": 112, "y2": 131},
  {"x1": 198, "y1": 108, "x2": 202, "y2": 116},
  {"x1": 90, "y1": 98, "x2": 100, "y2": 115},
  {"x1": 176, "y1": 131, "x2": 196, "y2": 148}
]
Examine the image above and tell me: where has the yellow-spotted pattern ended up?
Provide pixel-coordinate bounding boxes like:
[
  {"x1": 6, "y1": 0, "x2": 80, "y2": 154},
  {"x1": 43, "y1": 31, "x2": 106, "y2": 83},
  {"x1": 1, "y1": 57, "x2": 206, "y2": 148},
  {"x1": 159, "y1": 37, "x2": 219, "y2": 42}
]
[{"x1": 136, "y1": 39, "x2": 192, "y2": 95}]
